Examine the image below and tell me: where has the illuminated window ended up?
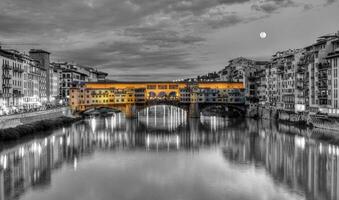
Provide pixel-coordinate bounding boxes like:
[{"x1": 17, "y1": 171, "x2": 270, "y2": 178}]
[
  {"x1": 158, "y1": 85, "x2": 167, "y2": 89},
  {"x1": 169, "y1": 85, "x2": 178, "y2": 89},
  {"x1": 147, "y1": 85, "x2": 156, "y2": 89}
]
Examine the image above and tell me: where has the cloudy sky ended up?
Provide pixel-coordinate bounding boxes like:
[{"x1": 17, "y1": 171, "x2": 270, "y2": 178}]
[{"x1": 0, "y1": 0, "x2": 338, "y2": 80}]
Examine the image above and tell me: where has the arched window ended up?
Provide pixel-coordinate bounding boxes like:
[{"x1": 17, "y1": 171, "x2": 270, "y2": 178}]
[
  {"x1": 158, "y1": 92, "x2": 167, "y2": 98},
  {"x1": 149, "y1": 91, "x2": 156, "y2": 98},
  {"x1": 168, "y1": 92, "x2": 177, "y2": 98}
]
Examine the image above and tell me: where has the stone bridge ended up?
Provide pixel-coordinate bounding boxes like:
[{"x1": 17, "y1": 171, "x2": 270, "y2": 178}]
[{"x1": 69, "y1": 81, "x2": 245, "y2": 118}]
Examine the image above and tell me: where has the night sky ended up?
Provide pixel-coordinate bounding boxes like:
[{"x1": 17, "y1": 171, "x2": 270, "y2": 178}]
[{"x1": 0, "y1": 0, "x2": 338, "y2": 80}]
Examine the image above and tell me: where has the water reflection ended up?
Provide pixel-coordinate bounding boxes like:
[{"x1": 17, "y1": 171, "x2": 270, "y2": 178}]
[{"x1": 0, "y1": 115, "x2": 339, "y2": 200}]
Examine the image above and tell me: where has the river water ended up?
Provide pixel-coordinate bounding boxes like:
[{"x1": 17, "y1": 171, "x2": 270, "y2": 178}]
[{"x1": 1, "y1": 106, "x2": 339, "y2": 200}]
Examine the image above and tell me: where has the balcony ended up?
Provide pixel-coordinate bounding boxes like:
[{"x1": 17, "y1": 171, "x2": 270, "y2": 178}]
[
  {"x1": 13, "y1": 67, "x2": 24, "y2": 73},
  {"x1": 297, "y1": 60, "x2": 306, "y2": 66},
  {"x1": 2, "y1": 93, "x2": 11, "y2": 98},
  {"x1": 3, "y1": 83, "x2": 12, "y2": 88},
  {"x1": 13, "y1": 93, "x2": 24, "y2": 98},
  {"x1": 318, "y1": 62, "x2": 330, "y2": 70},
  {"x1": 318, "y1": 74, "x2": 328, "y2": 80},
  {"x1": 296, "y1": 83, "x2": 304, "y2": 89},
  {"x1": 3, "y1": 74, "x2": 12, "y2": 79},
  {"x1": 3, "y1": 64, "x2": 12, "y2": 70}
]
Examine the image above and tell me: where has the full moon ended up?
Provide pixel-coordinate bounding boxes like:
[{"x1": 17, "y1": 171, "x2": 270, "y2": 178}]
[{"x1": 260, "y1": 32, "x2": 267, "y2": 39}]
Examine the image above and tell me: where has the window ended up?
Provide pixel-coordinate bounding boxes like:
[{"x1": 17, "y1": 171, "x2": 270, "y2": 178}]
[
  {"x1": 147, "y1": 85, "x2": 156, "y2": 89},
  {"x1": 158, "y1": 85, "x2": 167, "y2": 89},
  {"x1": 169, "y1": 85, "x2": 178, "y2": 89}
]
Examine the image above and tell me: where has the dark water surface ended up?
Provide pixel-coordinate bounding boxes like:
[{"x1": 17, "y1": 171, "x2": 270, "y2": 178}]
[{"x1": 1, "y1": 111, "x2": 339, "y2": 200}]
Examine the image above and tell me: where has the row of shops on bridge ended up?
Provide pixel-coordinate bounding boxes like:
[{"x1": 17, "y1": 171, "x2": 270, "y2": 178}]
[{"x1": 69, "y1": 82, "x2": 246, "y2": 113}]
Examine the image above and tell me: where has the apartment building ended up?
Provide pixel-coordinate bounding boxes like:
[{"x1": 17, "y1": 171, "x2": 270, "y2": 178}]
[
  {"x1": 29, "y1": 49, "x2": 51, "y2": 102},
  {"x1": 326, "y1": 41, "x2": 339, "y2": 115},
  {"x1": 0, "y1": 48, "x2": 24, "y2": 112},
  {"x1": 22, "y1": 54, "x2": 44, "y2": 108},
  {"x1": 306, "y1": 32, "x2": 339, "y2": 115}
]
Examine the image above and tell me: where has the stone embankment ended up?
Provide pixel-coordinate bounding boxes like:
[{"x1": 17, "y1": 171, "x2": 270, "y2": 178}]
[
  {"x1": 254, "y1": 105, "x2": 339, "y2": 131},
  {"x1": 0, "y1": 107, "x2": 72, "y2": 129},
  {"x1": 0, "y1": 107, "x2": 81, "y2": 141},
  {"x1": 0, "y1": 116, "x2": 80, "y2": 141}
]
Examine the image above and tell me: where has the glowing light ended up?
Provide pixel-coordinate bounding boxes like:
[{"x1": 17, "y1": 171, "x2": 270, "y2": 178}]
[
  {"x1": 3, "y1": 155, "x2": 7, "y2": 170},
  {"x1": 295, "y1": 136, "x2": 305, "y2": 149},
  {"x1": 176, "y1": 135, "x2": 180, "y2": 149},
  {"x1": 91, "y1": 118, "x2": 96, "y2": 132},
  {"x1": 260, "y1": 32, "x2": 267, "y2": 39},
  {"x1": 146, "y1": 135, "x2": 150, "y2": 148},
  {"x1": 19, "y1": 147, "x2": 25, "y2": 157},
  {"x1": 74, "y1": 157, "x2": 78, "y2": 170}
]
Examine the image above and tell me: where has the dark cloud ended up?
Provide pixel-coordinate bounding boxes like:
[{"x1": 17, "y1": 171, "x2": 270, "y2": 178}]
[
  {"x1": 0, "y1": 0, "x2": 322, "y2": 80},
  {"x1": 203, "y1": 15, "x2": 243, "y2": 29},
  {"x1": 53, "y1": 39, "x2": 199, "y2": 79},
  {"x1": 251, "y1": 0, "x2": 296, "y2": 13},
  {"x1": 303, "y1": 4, "x2": 313, "y2": 11},
  {"x1": 325, "y1": 0, "x2": 337, "y2": 5}
]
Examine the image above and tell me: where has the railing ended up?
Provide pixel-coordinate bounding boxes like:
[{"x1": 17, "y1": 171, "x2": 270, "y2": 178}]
[
  {"x1": 13, "y1": 94, "x2": 24, "y2": 98},
  {"x1": 2, "y1": 83, "x2": 12, "y2": 88},
  {"x1": 2, "y1": 93, "x2": 11, "y2": 98},
  {"x1": 13, "y1": 67, "x2": 24, "y2": 73},
  {"x1": 3, "y1": 64, "x2": 12, "y2": 70},
  {"x1": 0, "y1": 107, "x2": 69, "y2": 129},
  {"x1": 3, "y1": 74, "x2": 12, "y2": 79}
]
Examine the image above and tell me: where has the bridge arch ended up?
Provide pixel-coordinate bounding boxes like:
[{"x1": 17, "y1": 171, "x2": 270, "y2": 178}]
[
  {"x1": 199, "y1": 104, "x2": 246, "y2": 117},
  {"x1": 137, "y1": 104, "x2": 188, "y2": 114},
  {"x1": 81, "y1": 105, "x2": 125, "y2": 115},
  {"x1": 157, "y1": 91, "x2": 167, "y2": 98},
  {"x1": 168, "y1": 91, "x2": 177, "y2": 98},
  {"x1": 149, "y1": 91, "x2": 156, "y2": 98}
]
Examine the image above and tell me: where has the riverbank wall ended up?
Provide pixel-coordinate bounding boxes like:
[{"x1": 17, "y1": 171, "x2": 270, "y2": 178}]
[
  {"x1": 255, "y1": 105, "x2": 339, "y2": 131},
  {"x1": 0, "y1": 107, "x2": 73, "y2": 129},
  {"x1": 0, "y1": 116, "x2": 81, "y2": 141}
]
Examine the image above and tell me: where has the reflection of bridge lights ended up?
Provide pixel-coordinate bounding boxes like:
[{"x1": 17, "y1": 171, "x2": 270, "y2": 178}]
[
  {"x1": 330, "y1": 145, "x2": 339, "y2": 156},
  {"x1": 67, "y1": 136, "x2": 71, "y2": 146},
  {"x1": 0, "y1": 155, "x2": 7, "y2": 170},
  {"x1": 74, "y1": 157, "x2": 78, "y2": 171},
  {"x1": 52, "y1": 136, "x2": 55, "y2": 144},
  {"x1": 295, "y1": 136, "x2": 305, "y2": 150},
  {"x1": 145, "y1": 134, "x2": 180, "y2": 150},
  {"x1": 19, "y1": 147, "x2": 25, "y2": 157},
  {"x1": 91, "y1": 118, "x2": 96, "y2": 132},
  {"x1": 60, "y1": 137, "x2": 63, "y2": 145},
  {"x1": 176, "y1": 135, "x2": 180, "y2": 149},
  {"x1": 146, "y1": 107, "x2": 149, "y2": 127},
  {"x1": 260, "y1": 130, "x2": 266, "y2": 138},
  {"x1": 105, "y1": 118, "x2": 109, "y2": 129},
  {"x1": 319, "y1": 143, "x2": 323, "y2": 154},
  {"x1": 139, "y1": 105, "x2": 187, "y2": 131},
  {"x1": 44, "y1": 138, "x2": 48, "y2": 146},
  {"x1": 31, "y1": 142, "x2": 42, "y2": 154},
  {"x1": 146, "y1": 135, "x2": 150, "y2": 149}
]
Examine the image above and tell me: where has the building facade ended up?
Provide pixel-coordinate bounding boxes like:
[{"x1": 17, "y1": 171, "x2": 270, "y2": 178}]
[{"x1": 0, "y1": 48, "x2": 24, "y2": 113}]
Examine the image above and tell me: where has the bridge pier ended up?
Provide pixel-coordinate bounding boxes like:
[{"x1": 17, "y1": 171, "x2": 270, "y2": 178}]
[
  {"x1": 188, "y1": 103, "x2": 200, "y2": 118},
  {"x1": 125, "y1": 104, "x2": 138, "y2": 119}
]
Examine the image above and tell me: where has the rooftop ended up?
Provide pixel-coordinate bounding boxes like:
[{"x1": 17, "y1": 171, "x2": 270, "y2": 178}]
[{"x1": 29, "y1": 49, "x2": 50, "y2": 54}]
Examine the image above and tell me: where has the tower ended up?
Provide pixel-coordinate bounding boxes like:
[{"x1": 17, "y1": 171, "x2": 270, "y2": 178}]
[{"x1": 29, "y1": 49, "x2": 51, "y2": 102}]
